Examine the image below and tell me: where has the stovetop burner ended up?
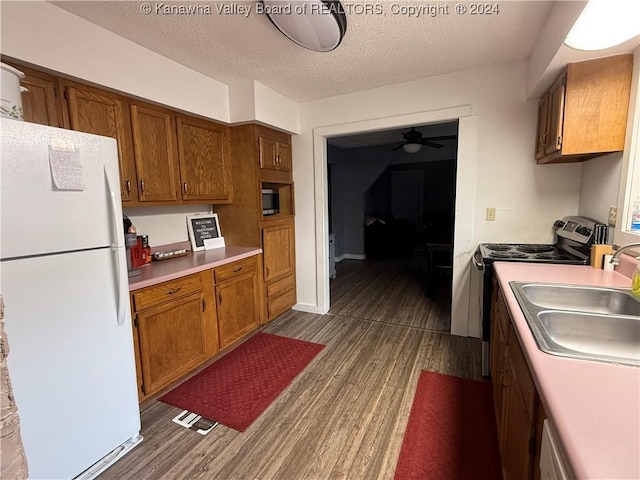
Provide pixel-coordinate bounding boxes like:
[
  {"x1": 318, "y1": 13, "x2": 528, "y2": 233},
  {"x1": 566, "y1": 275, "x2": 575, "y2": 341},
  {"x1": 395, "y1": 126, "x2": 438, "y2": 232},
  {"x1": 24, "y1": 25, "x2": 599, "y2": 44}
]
[
  {"x1": 485, "y1": 244, "x2": 512, "y2": 251},
  {"x1": 489, "y1": 251, "x2": 527, "y2": 259},
  {"x1": 516, "y1": 245, "x2": 555, "y2": 254}
]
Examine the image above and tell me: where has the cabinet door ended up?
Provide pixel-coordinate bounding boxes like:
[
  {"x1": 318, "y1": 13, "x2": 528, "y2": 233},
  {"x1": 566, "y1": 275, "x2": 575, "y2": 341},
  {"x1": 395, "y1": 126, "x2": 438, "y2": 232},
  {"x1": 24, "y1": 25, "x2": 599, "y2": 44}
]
[
  {"x1": 545, "y1": 74, "x2": 566, "y2": 156},
  {"x1": 502, "y1": 352, "x2": 536, "y2": 480},
  {"x1": 216, "y1": 272, "x2": 260, "y2": 348},
  {"x1": 65, "y1": 84, "x2": 138, "y2": 203},
  {"x1": 263, "y1": 220, "x2": 295, "y2": 282},
  {"x1": 130, "y1": 104, "x2": 180, "y2": 202},
  {"x1": 259, "y1": 136, "x2": 278, "y2": 170},
  {"x1": 490, "y1": 318, "x2": 507, "y2": 451},
  {"x1": 136, "y1": 291, "x2": 207, "y2": 395},
  {"x1": 276, "y1": 141, "x2": 292, "y2": 173},
  {"x1": 176, "y1": 116, "x2": 233, "y2": 202},
  {"x1": 19, "y1": 68, "x2": 62, "y2": 127},
  {"x1": 535, "y1": 93, "x2": 549, "y2": 160}
]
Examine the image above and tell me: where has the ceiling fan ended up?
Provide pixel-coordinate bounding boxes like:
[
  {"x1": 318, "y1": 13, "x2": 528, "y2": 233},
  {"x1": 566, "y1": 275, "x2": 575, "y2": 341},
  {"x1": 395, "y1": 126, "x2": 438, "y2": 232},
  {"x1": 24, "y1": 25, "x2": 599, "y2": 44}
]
[{"x1": 391, "y1": 128, "x2": 457, "y2": 153}]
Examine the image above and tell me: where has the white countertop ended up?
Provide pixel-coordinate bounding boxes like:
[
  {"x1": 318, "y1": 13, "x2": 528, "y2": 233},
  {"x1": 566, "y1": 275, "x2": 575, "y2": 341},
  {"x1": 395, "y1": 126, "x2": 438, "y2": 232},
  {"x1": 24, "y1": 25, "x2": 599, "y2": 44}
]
[{"x1": 493, "y1": 262, "x2": 640, "y2": 480}]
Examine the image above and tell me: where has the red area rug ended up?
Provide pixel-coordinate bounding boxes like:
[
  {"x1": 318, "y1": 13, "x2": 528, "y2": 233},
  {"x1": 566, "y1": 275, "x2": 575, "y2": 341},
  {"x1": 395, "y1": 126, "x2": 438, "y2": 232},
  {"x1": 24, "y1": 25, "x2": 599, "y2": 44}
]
[
  {"x1": 159, "y1": 332, "x2": 324, "y2": 432},
  {"x1": 394, "y1": 371, "x2": 501, "y2": 480}
]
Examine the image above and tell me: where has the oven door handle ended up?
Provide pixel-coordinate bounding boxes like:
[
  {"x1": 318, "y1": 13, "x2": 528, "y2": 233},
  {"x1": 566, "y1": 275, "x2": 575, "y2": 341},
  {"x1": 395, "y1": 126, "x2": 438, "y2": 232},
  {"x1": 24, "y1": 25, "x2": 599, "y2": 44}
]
[{"x1": 473, "y1": 249, "x2": 485, "y2": 271}]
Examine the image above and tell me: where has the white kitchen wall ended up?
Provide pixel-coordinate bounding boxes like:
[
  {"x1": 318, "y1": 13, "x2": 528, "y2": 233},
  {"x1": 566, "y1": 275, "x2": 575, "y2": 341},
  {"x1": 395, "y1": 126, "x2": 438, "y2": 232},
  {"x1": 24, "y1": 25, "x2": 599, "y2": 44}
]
[
  {"x1": 1, "y1": 2, "x2": 230, "y2": 123},
  {"x1": 123, "y1": 206, "x2": 211, "y2": 247},
  {"x1": 294, "y1": 59, "x2": 583, "y2": 324},
  {"x1": 577, "y1": 153, "x2": 622, "y2": 239}
]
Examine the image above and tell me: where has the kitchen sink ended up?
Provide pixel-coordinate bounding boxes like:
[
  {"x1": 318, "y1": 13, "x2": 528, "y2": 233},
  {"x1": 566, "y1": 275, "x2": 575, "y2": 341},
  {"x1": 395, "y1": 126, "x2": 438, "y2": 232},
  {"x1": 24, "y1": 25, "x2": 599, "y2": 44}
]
[
  {"x1": 510, "y1": 282, "x2": 640, "y2": 367},
  {"x1": 518, "y1": 283, "x2": 640, "y2": 316}
]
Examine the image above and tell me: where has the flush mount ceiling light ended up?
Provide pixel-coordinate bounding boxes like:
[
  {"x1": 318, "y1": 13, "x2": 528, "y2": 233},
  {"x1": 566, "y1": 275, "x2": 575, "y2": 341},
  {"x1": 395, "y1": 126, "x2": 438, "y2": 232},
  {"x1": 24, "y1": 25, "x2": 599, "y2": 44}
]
[
  {"x1": 260, "y1": 1, "x2": 347, "y2": 52},
  {"x1": 565, "y1": 0, "x2": 640, "y2": 51}
]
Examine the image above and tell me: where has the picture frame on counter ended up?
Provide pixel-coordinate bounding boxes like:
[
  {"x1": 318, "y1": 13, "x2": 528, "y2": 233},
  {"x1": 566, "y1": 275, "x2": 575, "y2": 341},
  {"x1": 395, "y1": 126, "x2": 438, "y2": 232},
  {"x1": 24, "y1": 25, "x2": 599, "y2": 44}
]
[{"x1": 187, "y1": 213, "x2": 223, "y2": 252}]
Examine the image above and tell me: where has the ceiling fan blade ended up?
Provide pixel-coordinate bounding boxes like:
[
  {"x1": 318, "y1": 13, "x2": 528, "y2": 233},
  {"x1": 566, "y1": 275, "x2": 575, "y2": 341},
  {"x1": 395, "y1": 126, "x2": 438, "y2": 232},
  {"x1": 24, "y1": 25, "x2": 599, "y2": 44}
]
[
  {"x1": 423, "y1": 135, "x2": 457, "y2": 141},
  {"x1": 391, "y1": 142, "x2": 406, "y2": 151},
  {"x1": 420, "y1": 140, "x2": 444, "y2": 148}
]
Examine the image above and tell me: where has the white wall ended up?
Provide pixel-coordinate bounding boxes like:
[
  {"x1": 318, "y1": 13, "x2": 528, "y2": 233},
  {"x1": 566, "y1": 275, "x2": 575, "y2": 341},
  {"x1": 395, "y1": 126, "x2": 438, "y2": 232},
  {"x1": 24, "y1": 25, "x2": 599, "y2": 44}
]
[
  {"x1": 123, "y1": 206, "x2": 211, "y2": 248},
  {"x1": 1, "y1": 1, "x2": 230, "y2": 122},
  {"x1": 578, "y1": 153, "x2": 622, "y2": 238},
  {"x1": 293, "y1": 59, "x2": 583, "y2": 328}
]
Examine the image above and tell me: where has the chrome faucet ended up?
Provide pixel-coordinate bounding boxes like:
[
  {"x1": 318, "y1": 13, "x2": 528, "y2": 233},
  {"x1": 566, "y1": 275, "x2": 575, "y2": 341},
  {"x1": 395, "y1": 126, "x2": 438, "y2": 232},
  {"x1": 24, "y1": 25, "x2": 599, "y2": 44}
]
[{"x1": 610, "y1": 242, "x2": 640, "y2": 265}]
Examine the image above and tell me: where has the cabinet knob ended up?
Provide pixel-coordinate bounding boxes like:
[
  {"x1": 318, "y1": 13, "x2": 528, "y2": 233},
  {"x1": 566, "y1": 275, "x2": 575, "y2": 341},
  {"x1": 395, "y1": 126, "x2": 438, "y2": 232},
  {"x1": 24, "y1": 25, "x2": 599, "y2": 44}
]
[
  {"x1": 183, "y1": 182, "x2": 188, "y2": 194},
  {"x1": 232, "y1": 266, "x2": 242, "y2": 273},
  {"x1": 126, "y1": 180, "x2": 131, "y2": 193},
  {"x1": 140, "y1": 179, "x2": 145, "y2": 193},
  {"x1": 166, "y1": 287, "x2": 182, "y2": 295}
]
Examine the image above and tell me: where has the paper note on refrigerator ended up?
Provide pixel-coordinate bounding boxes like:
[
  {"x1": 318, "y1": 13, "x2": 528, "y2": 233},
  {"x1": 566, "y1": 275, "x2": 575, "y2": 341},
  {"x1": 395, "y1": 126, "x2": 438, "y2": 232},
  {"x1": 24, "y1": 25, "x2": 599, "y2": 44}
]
[{"x1": 49, "y1": 146, "x2": 85, "y2": 191}]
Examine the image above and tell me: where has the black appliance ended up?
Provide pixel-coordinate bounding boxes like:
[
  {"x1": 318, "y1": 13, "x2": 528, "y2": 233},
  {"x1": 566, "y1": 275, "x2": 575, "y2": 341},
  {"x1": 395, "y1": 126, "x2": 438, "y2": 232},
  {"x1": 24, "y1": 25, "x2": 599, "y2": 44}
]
[
  {"x1": 473, "y1": 215, "x2": 608, "y2": 376},
  {"x1": 262, "y1": 188, "x2": 280, "y2": 215}
]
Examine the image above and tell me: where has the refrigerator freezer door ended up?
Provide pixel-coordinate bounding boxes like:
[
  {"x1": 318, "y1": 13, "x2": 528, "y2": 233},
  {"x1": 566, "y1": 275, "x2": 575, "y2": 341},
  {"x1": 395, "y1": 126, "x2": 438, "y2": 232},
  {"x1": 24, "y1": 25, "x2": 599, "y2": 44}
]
[
  {"x1": 2, "y1": 248, "x2": 141, "y2": 479},
  {"x1": 0, "y1": 119, "x2": 125, "y2": 259}
]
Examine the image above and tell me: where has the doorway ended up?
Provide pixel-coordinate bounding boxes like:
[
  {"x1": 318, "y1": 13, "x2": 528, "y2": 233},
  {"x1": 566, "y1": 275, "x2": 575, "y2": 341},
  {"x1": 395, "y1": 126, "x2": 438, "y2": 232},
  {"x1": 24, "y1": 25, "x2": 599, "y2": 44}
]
[
  {"x1": 312, "y1": 106, "x2": 479, "y2": 338},
  {"x1": 326, "y1": 124, "x2": 457, "y2": 332}
]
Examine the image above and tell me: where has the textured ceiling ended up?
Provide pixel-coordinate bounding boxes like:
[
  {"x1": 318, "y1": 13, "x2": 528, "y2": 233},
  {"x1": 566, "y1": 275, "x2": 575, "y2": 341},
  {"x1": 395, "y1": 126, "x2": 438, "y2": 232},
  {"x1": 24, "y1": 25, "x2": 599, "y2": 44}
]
[{"x1": 53, "y1": 1, "x2": 553, "y2": 102}]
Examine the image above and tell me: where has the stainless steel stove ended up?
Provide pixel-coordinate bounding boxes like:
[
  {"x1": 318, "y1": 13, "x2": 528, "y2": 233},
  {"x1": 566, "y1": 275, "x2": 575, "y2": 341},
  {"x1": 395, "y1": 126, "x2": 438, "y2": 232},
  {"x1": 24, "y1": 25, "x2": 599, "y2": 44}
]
[{"x1": 473, "y1": 216, "x2": 608, "y2": 376}]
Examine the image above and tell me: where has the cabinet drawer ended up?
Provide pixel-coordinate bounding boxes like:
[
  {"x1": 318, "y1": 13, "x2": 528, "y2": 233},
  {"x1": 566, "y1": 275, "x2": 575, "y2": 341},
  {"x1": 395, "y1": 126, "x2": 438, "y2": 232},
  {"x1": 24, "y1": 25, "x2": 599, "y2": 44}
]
[
  {"x1": 133, "y1": 273, "x2": 203, "y2": 311},
  {"x1": 266, "y1": 273, "x2": 294, "y2": 299},
  {"x1": 267, "y1": 288, "x2": 296, "y2": 319},
  {"x1": 213, "y1": 256, "x2": 257, "y2": 283}
]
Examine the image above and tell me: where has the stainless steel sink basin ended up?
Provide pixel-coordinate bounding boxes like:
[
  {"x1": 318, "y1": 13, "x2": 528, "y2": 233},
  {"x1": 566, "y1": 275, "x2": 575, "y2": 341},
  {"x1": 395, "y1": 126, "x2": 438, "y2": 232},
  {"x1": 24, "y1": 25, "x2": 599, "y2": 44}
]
[
  {"x1": 519, "y1": 283, "x2": 640, "y2": 316},
  {"x1": 510, "y1": 282, "x2": 640, "y2": 367}
]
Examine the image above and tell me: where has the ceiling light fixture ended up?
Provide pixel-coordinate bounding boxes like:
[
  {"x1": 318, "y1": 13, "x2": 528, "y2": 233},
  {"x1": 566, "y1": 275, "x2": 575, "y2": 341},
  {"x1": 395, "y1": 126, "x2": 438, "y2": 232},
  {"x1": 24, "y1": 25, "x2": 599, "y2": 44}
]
[
  {"x1": 565, "y1": 0, "x2": 640, "y2": 51},
  {"x1": 260, "y1": 1, "x2": 347, "y2": 52},
  {"x1": 402, "y1": 143, "x2": 422, "y2": 154}
]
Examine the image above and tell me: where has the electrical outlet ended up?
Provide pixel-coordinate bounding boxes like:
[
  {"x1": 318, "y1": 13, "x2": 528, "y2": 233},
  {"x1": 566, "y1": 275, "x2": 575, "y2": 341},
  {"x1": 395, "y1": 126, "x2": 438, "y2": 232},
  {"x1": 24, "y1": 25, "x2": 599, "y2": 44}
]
[
  {"x1": 608, "y1": 206, "x2": 617, "y2": 226},
  {"x1": 486, "y1": 207, "x2": 496, "y2": 221}
]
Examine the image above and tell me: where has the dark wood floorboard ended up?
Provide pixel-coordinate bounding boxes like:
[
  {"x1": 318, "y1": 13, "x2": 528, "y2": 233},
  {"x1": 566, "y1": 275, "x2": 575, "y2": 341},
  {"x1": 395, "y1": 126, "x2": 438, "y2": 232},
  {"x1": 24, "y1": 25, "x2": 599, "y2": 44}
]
[
  {"x1": 99, "y1": 263, "x2": 478, "y2": 480},
  {"x1": 329, "y1": 257, "x2": 451, "y2": 332}
]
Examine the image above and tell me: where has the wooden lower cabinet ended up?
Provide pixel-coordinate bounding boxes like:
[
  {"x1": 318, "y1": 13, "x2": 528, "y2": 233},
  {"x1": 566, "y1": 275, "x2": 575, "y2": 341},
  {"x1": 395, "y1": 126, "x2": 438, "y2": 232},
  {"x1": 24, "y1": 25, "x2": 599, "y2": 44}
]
[
  {"x1": 492, "y1": 286, "x2": 545, "y2": 480},
  {"x1": 136, "y1": 292, "x2": 207, "y2": 394},
  {"x1": 214, "y1": 256, "x2": 262, "y2": 349},
  {"x1": 130, "y1": 271, "x2": 218, "y2": 400},
  {"x1": 262, "y1": 218, "x2": 297, "y2": 321}
]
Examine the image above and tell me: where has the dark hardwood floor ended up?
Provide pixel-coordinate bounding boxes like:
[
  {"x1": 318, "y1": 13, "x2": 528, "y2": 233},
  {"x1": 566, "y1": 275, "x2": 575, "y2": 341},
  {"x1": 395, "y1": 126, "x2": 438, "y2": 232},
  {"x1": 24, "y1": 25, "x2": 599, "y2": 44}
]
[
  {"x1": 329, "y1": 256, "x2": 451, "y2": 332},
  {"x1": 99, "y1": 260, "x2": 479, "y2": 480}
]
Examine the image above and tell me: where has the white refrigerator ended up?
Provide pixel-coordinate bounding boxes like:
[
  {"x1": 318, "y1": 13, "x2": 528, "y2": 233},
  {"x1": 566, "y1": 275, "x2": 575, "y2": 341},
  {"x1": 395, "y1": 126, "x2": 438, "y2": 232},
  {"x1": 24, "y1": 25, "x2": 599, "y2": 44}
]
[{"x1": 0, "y1": 119, "x2": 142, "y2": 479}]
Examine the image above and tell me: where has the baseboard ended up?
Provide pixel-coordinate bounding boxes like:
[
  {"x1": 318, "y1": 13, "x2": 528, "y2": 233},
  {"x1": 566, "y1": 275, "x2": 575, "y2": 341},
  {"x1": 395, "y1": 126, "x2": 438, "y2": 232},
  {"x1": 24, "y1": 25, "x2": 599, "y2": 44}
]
[
  {"x1": 335, "y1": 253, "x2": 366, "y2": 262},
  {"x1": 292, "y1": 303, "x2": 323, "y2": 314}
]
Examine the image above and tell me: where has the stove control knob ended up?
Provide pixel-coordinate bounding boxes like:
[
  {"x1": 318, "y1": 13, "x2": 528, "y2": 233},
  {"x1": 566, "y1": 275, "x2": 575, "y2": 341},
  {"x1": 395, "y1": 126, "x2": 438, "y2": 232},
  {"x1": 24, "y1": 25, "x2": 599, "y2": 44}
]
[{"x1": 554, "y1": 220, "x2": 566, "y2": 229}]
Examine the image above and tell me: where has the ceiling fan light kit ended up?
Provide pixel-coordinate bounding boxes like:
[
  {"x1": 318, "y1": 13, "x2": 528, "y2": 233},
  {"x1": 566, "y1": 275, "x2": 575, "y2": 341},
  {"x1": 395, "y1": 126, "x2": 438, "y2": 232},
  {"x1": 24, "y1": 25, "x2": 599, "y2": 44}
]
[
  {"x1": 402, "y1": 143, "x2": 422, "y2": 154},
  {"x1": 261, "y1": 0, "x2": 347, "y2": 52}
]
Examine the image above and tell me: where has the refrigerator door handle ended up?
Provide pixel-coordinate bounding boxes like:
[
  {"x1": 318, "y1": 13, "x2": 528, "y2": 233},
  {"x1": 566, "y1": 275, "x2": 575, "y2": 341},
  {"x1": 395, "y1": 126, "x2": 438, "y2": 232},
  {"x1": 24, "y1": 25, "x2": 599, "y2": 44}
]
[{"x1": 104, "y1": 165, "x2": 128, "y2": 326}]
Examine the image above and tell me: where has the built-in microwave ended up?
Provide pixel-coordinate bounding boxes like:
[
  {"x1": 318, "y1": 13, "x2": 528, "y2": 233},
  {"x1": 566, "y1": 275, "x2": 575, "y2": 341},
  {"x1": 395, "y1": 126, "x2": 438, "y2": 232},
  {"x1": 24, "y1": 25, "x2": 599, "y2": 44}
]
[{"x1": 262, "y1": 188, "x2": 280, "y2": 215}]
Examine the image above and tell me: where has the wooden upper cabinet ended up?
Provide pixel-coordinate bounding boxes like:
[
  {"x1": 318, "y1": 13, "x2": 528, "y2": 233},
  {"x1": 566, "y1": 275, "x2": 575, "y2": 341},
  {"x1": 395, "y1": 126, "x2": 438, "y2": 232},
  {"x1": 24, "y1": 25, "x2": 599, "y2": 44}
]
[
  {"x1": 262, "y1": 219, "x2": 295, "y2": 282},
  {"x1": 259, "y1": 136, "x2": 292, "y2": 173},
  {"x1": 176, "y1": 116, "x2": 233, "y2": 203},
  {"x1": 18, "y1": 66, "x2": 63, "y2": 128},
  {"x1": 536, "y1": 54, "x2": 632, "y2": 164},
  {"x1": 63, "y1": 83, "x2": 138, "y2": 203},
  {"x1": 130, "y1": 104, "x2": 180, "y2": 202}
]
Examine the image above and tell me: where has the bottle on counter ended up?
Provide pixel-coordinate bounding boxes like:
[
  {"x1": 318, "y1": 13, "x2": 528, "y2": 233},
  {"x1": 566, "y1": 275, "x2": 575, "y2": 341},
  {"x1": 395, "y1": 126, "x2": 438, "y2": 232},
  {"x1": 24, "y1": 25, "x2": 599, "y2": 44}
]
[
  {"x1": 141, "y1": 235, "x2": 152, "y2": 265},
  {"x1": 632, "y1": 264, "x2": 640, "y2": 297}
]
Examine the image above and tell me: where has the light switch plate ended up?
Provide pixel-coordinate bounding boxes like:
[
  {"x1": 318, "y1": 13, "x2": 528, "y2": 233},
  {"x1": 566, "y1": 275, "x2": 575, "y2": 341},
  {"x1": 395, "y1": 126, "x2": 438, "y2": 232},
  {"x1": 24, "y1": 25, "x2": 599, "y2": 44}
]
[{"x1": 486, "y1": 207, "x2": 496, "y2": 221}]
